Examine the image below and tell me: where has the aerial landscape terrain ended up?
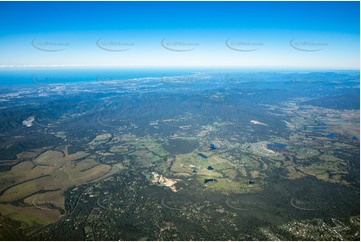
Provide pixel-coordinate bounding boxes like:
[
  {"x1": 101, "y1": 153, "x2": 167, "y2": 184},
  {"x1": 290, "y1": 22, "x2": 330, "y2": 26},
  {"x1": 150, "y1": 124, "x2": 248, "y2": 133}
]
[
  {"x1": 0, "y1": 69, "x2": 359, "y2": 240},
  {"x1": 0, "y1": 1, "x2": 359, "y2": 241}
]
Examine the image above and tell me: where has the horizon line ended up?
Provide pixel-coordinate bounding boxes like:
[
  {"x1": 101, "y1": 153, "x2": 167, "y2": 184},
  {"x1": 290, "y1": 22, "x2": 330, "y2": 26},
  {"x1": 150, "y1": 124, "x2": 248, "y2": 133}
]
[{"x1": 0, "y1": 65, "x2": 359, "y2": 72}]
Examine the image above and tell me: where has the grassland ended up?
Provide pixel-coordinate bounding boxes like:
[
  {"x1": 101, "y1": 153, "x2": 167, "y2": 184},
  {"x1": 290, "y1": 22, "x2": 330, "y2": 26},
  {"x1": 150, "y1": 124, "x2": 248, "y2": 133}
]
[
  {"x1": 0, "y1": 145, "x2": 122, "y2": 228},
  {"x1": 169, "y1": 152, "x2": 265, "y2": 193}
]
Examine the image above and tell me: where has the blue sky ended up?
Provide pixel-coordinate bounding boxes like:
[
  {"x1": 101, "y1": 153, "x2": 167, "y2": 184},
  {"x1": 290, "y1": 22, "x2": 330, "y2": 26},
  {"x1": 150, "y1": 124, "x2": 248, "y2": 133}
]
[{"x1": 0, "y1": 1, "x2": 359, "y2": 69}]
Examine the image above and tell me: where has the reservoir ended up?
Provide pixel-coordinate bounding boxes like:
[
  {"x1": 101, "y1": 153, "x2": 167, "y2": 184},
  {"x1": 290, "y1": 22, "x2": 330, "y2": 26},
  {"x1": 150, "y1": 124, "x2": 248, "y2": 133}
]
[
  {"x1": 325, "y1": 133, "x2": 334, "y2": 138},
  {"x1": 198, "y1": 153, "x2": 208, "y2": 158},
  {"x1": 204, "y1": 178, "x2": 218, "y2": 184},
  {"x1": 267, "y1": 142, "x2": 287, "y2": 151}
]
